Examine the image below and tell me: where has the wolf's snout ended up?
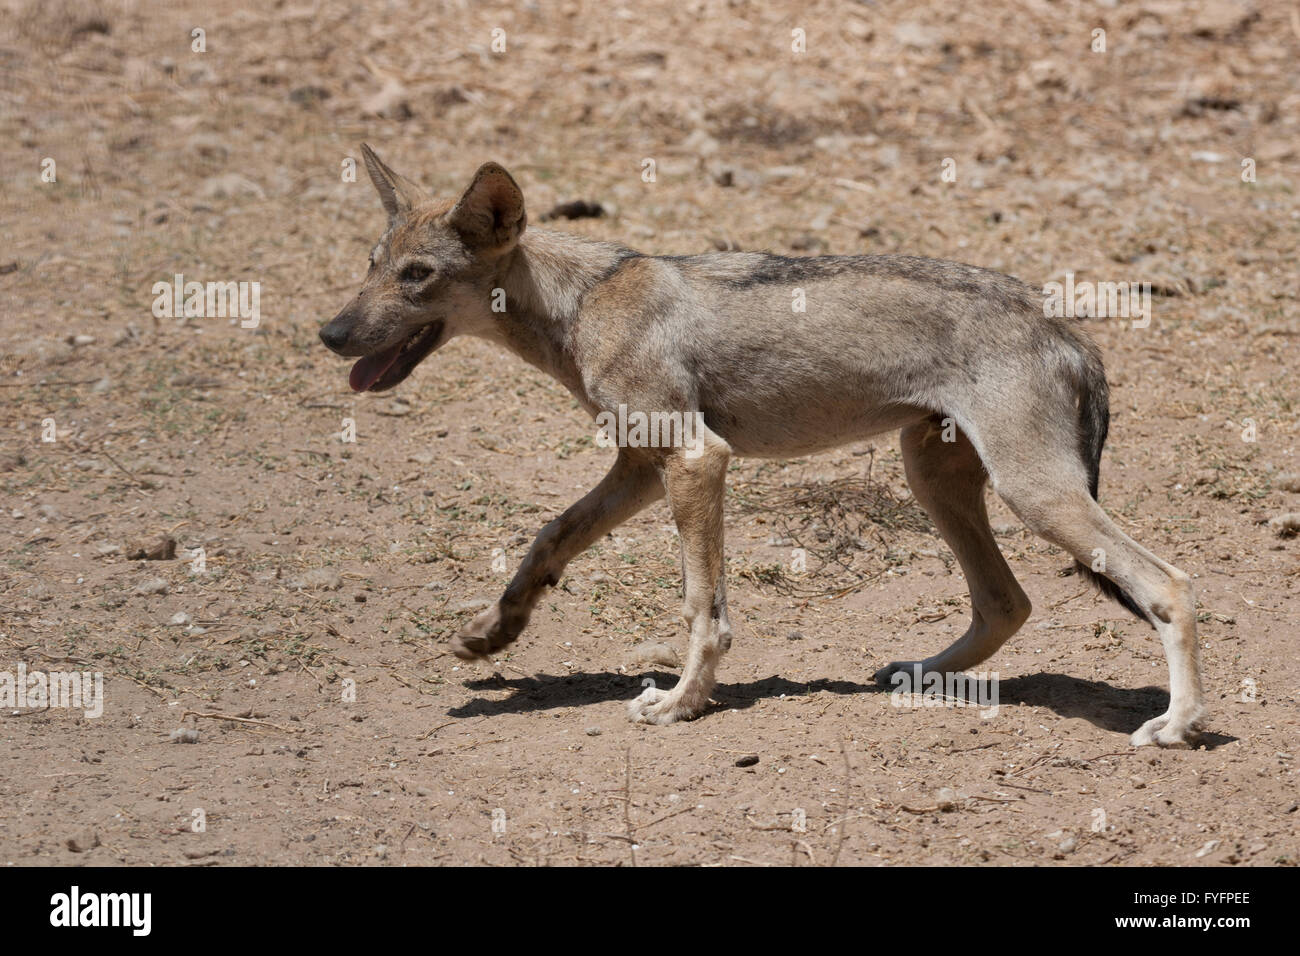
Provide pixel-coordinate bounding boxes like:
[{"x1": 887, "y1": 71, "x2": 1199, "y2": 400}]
[{"x1": 319, "y1": 318, "x2": 352, "y2": 353}]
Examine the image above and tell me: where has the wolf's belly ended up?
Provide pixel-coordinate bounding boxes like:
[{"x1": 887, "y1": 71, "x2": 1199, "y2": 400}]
[{"x1": 703, "y1": 397, "x2": 932, "y2": 458}]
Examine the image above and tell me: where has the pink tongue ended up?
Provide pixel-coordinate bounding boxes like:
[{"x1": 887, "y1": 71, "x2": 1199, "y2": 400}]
[{"x1": 349, "y1": 341, "x2": 404, "y2": 392}]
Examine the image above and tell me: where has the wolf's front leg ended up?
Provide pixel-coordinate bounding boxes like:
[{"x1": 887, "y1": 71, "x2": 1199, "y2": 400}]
[
  {"x1": 451, "y1": 451, "x2": 662, "y2": 659},
  {"x1": 629, "y1": 435, "x2": 732, "y2": 725}
]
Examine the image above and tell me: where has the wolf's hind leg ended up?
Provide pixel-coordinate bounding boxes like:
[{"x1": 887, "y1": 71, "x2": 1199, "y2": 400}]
[
  {"x1": 992, "y1": 467, "x2": 1204, "y2": 747},
  {"x1": 874, "y1": 418, "x2": 1031, "y2": 687}
]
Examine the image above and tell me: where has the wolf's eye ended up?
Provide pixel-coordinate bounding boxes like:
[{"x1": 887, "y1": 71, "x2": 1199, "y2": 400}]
[{"x1": 400, "y1": 264, "x2": 433, "y2": 283}]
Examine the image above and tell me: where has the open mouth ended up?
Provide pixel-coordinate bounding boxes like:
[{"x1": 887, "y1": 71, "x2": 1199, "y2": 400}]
[{"x1": 348, "y1": 321, "x2": 445, "y2": 392}]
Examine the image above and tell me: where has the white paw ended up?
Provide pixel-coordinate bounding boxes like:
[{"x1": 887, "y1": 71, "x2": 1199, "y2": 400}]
[
  {"x1": 626, "y1": 685, "x2": 667, "y2": 721},
  {"x1": 626, "y1": 685, "x2": 704, "y2": 725},
  {"x1": 1131, "y1": 711, "x2": 1199, "y2": 748}
]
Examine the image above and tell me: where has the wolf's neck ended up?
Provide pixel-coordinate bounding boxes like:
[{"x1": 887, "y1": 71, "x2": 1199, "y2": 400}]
[{"x1": 492, "y1": 227, "x2": 635, "y2": 396}]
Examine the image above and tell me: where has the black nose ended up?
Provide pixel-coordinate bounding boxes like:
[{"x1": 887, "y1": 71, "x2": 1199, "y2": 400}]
[{"x1": 319, "y1": 322, "x2": 349, "y2": 352}]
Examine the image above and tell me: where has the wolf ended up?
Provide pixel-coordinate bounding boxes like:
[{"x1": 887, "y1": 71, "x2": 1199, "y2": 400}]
[{"x1": 319, "y1": 145, "x2": 1206, "y2": 747}]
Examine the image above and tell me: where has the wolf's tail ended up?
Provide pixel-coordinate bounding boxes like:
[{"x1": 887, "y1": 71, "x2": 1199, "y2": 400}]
[{"x1": 1074, "y1": 353, "x2": 1147, "y2": 623}]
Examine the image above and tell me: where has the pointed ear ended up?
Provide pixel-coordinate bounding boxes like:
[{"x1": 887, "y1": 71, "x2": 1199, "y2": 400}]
[
  {"x1": 447, "y1": 162, "x2": 527, "y2": 251},
  {"x1": 361, "y1": 143, "x2": 426, "y2": 221}
]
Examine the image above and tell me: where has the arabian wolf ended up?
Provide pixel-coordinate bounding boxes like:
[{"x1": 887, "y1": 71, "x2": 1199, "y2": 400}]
[{"x1": 319, "y1": 146, "x2": 1205, "y2": 747}]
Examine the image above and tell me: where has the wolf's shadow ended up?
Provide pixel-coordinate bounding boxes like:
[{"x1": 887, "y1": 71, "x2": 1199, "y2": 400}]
[{"x1": 449, "y1": 669, "x2": 1234, "y2": 748}]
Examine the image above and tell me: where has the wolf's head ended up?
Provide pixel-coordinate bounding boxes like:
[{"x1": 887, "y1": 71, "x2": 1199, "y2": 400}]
[{"x1": 319, "y1": 145, "x2": 526, "y2": 392}]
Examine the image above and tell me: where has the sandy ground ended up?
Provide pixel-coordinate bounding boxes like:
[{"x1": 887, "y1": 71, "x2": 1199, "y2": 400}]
[{"x1": 1, "y1": 0, "x2": 1298, "y2": 866}]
